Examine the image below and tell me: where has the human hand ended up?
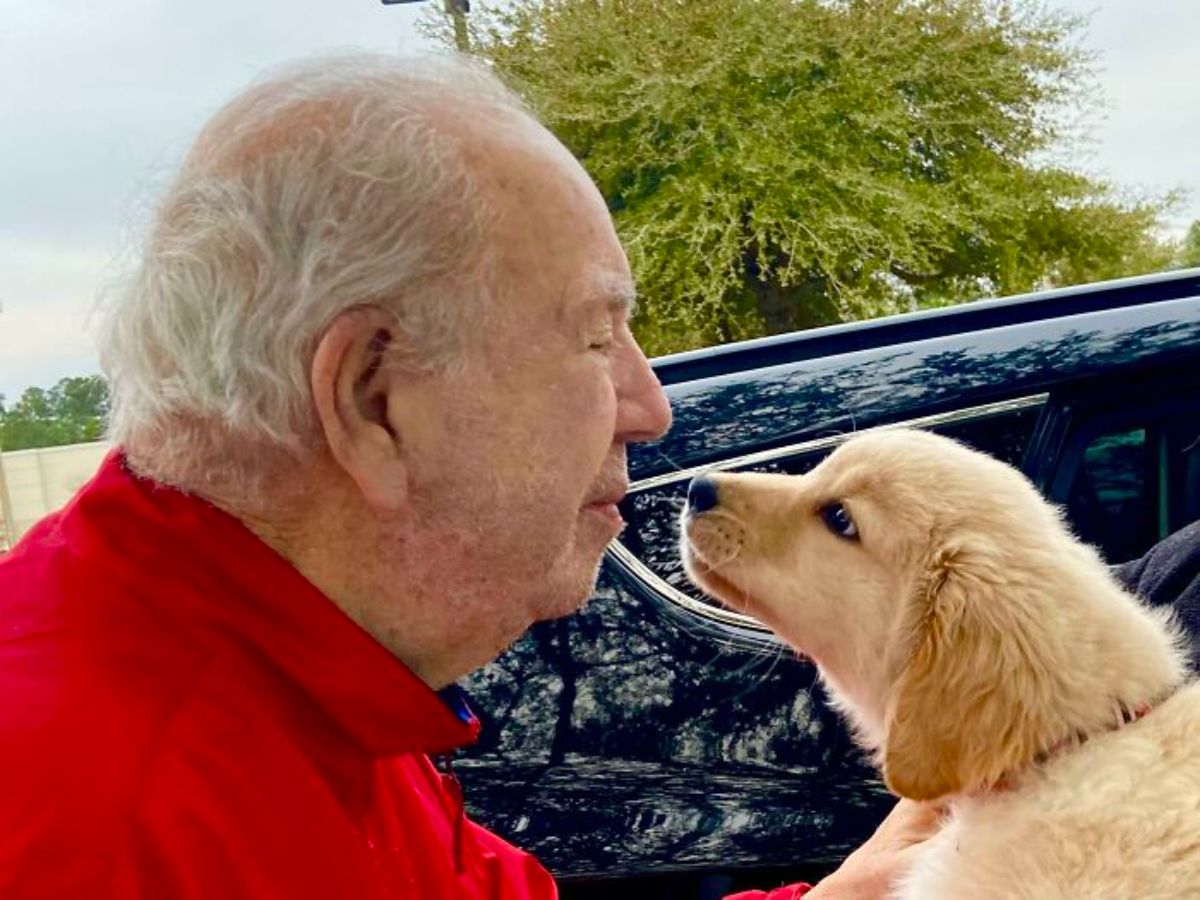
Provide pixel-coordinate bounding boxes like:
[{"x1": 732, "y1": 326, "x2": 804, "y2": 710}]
[{"x1": 805, "y1": 799, "x2": 943, "y2": 899}]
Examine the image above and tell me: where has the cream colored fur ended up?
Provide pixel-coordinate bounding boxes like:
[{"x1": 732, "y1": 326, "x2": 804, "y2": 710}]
[{"x1": 682, "y1": 429, "x2": 1200, "y2": 898}]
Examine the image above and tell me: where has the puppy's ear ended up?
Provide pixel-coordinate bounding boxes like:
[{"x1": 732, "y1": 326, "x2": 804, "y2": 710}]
[{"x1": 882, "y1": 540, "x2": 1050, "y2": 800}]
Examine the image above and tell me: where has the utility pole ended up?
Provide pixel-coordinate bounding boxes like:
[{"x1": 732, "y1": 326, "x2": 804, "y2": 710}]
[
  {"x1": 0, "y1": 305, "x2": 10, "y2": 549},
  {"x1": 0, "y1": 439, "x2": 14, "y2": 551},
  {"x1": 382, "y1": 0, "x2": 470, "y2": 53}
]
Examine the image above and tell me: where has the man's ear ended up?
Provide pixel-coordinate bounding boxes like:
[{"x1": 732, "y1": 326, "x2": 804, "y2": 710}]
[{"x1": 310, "y1": 307, "x2": 410, "y2": 513}]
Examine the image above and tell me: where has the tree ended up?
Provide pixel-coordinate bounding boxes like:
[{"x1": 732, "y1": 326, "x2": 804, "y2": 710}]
[
  {"x1": 1178, "y1": 220, "x2": 1200, "y2": 269},
  {"x1": 0, "y1": 375, "x2": 110, "y2": 452},
  {"x1": 430, "y1": 0, "x2": 1177, "y2": 355}
]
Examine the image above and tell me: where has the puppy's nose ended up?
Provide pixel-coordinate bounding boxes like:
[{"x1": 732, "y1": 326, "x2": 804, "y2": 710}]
[{"x1": 687, "y1": 476, "x2": 719, "y2": 514}]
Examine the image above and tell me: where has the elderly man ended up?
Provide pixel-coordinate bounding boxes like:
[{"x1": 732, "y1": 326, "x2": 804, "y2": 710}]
[{"x1": 0, "y1": 54, "x2": 930, "y2": 898}]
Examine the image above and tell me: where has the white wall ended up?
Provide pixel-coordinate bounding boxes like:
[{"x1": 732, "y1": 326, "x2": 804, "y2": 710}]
[{"x1": 0, "y1": 441, "x2": 111, "y2": 549}]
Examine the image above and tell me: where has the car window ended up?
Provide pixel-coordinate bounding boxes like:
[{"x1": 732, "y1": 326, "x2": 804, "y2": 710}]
[
  {"x1": 1067, "y1": 428, "x2": 1154, "y2": 564},
  {"x1": 1067, "y1": 418, "x2": 1200, "y2": 564},
  {"x1": 1170, "y1": 426, "x2": 1200, "y2": 528},
  {"x1": 933, "y1": 403, "x2": 1043, "y2": 470}
]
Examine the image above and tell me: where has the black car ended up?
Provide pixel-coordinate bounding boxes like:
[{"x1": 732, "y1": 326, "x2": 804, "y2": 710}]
[{"x1": 456, "y1": 267, "x2": 1200, "y2": 898}]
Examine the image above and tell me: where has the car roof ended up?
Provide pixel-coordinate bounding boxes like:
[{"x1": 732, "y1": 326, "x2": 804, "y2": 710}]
[
  {"x1": 651, "y1": 267, "x2": 1200, "y2": 384},
  {"x1": 633, "y1": 268, "x2": 1200, "y2": 480}
]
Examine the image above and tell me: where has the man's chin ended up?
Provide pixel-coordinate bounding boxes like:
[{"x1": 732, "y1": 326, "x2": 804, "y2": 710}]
[{"x1": 535, "y1": 558, "x2": 605, "y2": 623}]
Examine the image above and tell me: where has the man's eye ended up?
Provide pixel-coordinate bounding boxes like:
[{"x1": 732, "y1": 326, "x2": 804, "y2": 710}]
[{"x1": 819, "y1": 502, "x2": 859, "y2": 540}]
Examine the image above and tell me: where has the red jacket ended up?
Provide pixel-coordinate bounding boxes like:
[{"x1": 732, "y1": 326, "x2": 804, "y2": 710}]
[
  {"x1": 725, "y1": 885, "x2": 811, "y2": 899},
  {"x1": 0, "y1": 454, "x2": 557, "y2": 899}
]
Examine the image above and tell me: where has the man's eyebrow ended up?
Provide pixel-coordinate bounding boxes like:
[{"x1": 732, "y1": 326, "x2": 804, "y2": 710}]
[
  {"x1": 606, "y1": 285, "x2": 639, "y2": 317},
  {"x1": 587, "y1": 270, "x2": 638, "y2": 316},
  {"x1": 566, "y1": 267, "x2": 638, "y2": 323}
]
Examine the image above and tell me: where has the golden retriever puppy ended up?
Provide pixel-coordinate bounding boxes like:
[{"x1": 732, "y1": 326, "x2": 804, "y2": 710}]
[{"x1": 682, "y1": 429, "x2": 1200, "y2": 899}]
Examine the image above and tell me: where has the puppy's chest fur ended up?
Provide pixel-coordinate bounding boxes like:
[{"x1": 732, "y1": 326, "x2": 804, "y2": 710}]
[{"x1": 898, "y1": 682, "x2": 1200, "y2": 900}]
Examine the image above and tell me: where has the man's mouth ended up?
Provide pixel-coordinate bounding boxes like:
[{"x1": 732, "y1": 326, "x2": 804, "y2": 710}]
[
  {"x1": 583, "y1": 493, "x2": 626, "y2": 526},
  {"x1": 583, "y1": 450, "x2": 629, "y2": 532},
  {"x1": 587, "y1": 488, "x2": 627, "y2": 506}
]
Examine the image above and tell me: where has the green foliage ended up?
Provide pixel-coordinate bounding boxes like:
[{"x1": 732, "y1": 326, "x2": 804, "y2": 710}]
[
  {"x1": 429, "y1": 0, "x2": 1177, "y2": 354},
  {"x1": 0, "y1": 376, "x2": 110, "y2": 452},
  {"x1": 1179, "y1": 220, "x2": 1200, "y2": 268}
]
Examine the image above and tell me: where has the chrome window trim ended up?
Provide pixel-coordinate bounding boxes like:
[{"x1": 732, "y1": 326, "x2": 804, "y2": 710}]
[
  {"x1": 611, "y1": 393, "x2": 1049, "y2": 632},
  {"x1": 607, "y1": 540, "x2": 785, "y2": 633}
]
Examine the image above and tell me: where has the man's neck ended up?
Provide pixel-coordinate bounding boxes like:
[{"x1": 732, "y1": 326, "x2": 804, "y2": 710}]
[{"x1": 222, "y1": 488, "x2": 506, "y2": 690}]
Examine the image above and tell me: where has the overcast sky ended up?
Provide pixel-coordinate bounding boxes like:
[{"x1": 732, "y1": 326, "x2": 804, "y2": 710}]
[{"x1": 2, "y1": 0, "x2": 1197, "y2": 403}]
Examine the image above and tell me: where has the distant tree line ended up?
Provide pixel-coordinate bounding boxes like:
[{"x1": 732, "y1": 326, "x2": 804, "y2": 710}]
[
  {"x1": 0, "y1": 375, "x2": 109, "y2": 452},
  {"x1": 1181, "y1": 221, "x2": 1200, "y2": 268}
]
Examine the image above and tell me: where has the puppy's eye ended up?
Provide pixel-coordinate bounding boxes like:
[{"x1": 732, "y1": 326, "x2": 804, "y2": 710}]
[{"x1": 819, "y1": 502, "x2": 859, "y2": 540}]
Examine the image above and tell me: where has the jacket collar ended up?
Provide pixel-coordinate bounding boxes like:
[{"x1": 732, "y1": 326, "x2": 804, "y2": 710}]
[{"x1": 65, "y1": 452, "x2": 480, "y2": 758}]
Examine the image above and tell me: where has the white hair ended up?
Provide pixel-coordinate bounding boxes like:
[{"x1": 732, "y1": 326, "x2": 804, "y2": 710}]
[{"x1": 99, "y1": 52, "x2": 532, "y2": 501}]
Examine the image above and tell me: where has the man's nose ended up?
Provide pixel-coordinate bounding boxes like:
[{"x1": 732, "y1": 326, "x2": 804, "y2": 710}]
[{"x1": 616, "y1": 342, "x2": 672, "y2": 443}]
